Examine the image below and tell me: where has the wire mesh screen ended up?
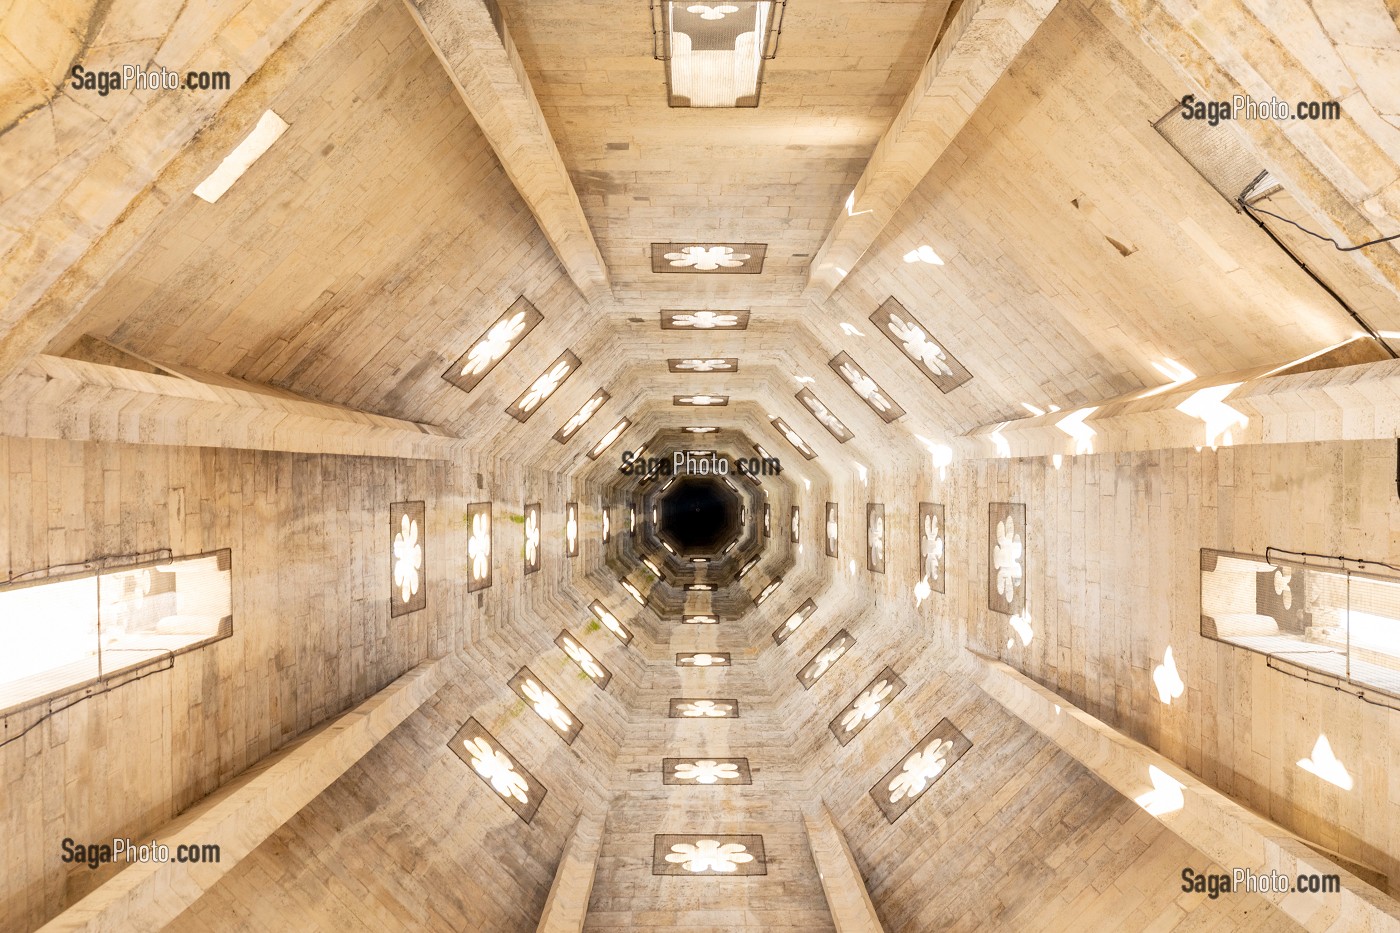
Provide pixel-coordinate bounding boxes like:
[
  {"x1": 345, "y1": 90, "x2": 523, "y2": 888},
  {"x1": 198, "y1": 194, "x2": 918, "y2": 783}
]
[
  {"x1": 655, "y1": 2, "x2": 780, "y2": 107},
  {"x1": 1153, "y1": 104, "x2": 1282, "y2": 205},
  {"x1": 1200, "y1": 548, "x2": 1400, "y2": 700}
]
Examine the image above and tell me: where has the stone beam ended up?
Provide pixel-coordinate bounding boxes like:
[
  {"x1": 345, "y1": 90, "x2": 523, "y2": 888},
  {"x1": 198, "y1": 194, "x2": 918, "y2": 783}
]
[
  {"x1": 38, "y1": 658, "x2": 452, "y2": 933},
  {"x1": 1, "y1": 355, "x2": 465, "y2": 459},
  {"x1": 972, "y1": 652, "x2": 1400, "y2": 933},
  {"x1": 535, "y1": 813, "x2": 606, "y2": 932},
  {"x1": 0, "y1": 0, "x2": 381, "y2": 396},
  {"x1": 803, "y1": 802, "x2": 885, "y2": 932},
  {"x1": 959, "y1": 342, "x2": 1400, "y2": 459},
  {"x1": 401, "y1": 0, "x2": 610, "y2": 303},
  {"x1": 804, "y1": 0, "x2": 1061, "y2": 301}
]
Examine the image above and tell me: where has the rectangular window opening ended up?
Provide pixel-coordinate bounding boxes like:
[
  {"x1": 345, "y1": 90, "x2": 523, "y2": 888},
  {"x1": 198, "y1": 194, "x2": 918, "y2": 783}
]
[
  {"x1": 1201, "y1": 548, "x2": 1400, "y2": 700},
  {"x1": 1, "y1": 550, "x2": 233, "y2": 717}
]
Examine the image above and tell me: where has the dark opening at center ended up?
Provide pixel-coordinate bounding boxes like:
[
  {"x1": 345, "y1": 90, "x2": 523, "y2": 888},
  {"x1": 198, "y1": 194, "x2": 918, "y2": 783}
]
[{"x1": 657, "y1": 478, "x2": 740, "y2": 554}]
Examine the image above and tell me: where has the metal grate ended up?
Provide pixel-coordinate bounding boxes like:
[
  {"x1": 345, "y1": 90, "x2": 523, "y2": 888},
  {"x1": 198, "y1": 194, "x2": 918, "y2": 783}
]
[
  {"x1": 1201, "y1": 548, "x2": 1400, "y2": 701},
  {"x1": 1153, "y1": 103, "x2": 1282, "y2": 205}
]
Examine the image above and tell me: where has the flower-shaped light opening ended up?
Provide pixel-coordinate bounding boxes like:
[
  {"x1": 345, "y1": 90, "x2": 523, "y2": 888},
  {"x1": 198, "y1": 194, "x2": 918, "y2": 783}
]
[{"x1": 393, "y1": 514, "x2": 422, "y2": 603}]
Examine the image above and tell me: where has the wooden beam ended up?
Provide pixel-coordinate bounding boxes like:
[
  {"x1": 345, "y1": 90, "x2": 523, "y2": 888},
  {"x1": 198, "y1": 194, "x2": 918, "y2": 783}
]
[
  {"x1": 971, "y1": 652, "x2": 1400, "y2": 933},
  {"x1": 803, "y1": 802, "x2": 885, "y2": 933},
  {"x1": 38, "y1": 658, "x2": 452, "y2": 933},
  {"x1": 535, "y1": 813, "x2": 606, "y2": 933},
  {"x1": 804, "y1": 0, "x2": 1061, "y2": 301},
  {"x1": 402, "y1": 0, "x2": 611, "y2": 303}
]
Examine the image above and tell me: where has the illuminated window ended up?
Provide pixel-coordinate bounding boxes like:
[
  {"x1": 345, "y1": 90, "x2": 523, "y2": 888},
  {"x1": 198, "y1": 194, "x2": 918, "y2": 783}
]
[
  {"x1": 653, "y1": 245, "x2": 765, "y2": 274},
  {"x1": 621, "y1": 579, "x2": 648, "y2": 605},
  {"x1": 467, "y1": 502, "x2": 492, "y2": 592},
  {"x1": 866, "y1": 503, "x2": 885, "y2": 574},
  {"x1": 789, "y1": 506, "x2": 800, "y2": 544},
  {"x1": 796, "y1": 388, "x2": 852, "y2": 442},
  {"x1": 652, "y1": 835, "x2": 766, "y2": 876},
  {"x1": 682, "y1": 614, "x2": 719, "y2": 625},
  {"x1": 442, "y1": 296, "x2": 542, "y2": 394},
  {"x1": 507, "y1": 667, "x2": 582, "y2": 744},
  {"x1": 554, "y1": 389, "x2": 610, "y2": 443},
  {"x1": 830, "y1": 351, "x2": 905, "y2": 423},
  {"x1": 677, "y1": 652, "x2": 731, "y2": 667},
  {"x1": 669, "y1": 698, "x2": 739, "y2": 718},
  {"x1": 675, "y1": 394, "x2": 730, "y2": 407},
  {"x1": 797, "y1": 630, "x2": 854, "y2": 689},
  {"x1": 1201, "y1": 549, "x2": 1400, "y2": 700},
  {"x1": 523, "y1": 503, "x2": 541, "y2": 575},
  {"x1": 588, "y1": 600, "x2": 633, "y2": 646},
  {"x1": 602, "y1": 507, "x2": 611, "y2": 543},
  {"x1": 508, "y1": 351, "x2": 580, "y2": 422},
  {"x1": 448, "y1": 718, "x2": 545, "y2": 823},
  {"x1": 772, "y1": 598, "x2": 816, "y2": 644},
  {"x1": 871, "y1": 719, "x2": 972, "y2": 823},
  {"x1": 0, "y1": 551, "x2": 233, "y2": 715},
  {"x1": 988, "y1": 502, "x2": 1025, "y2": 615},
  {"x1": 669, "y1": 358, "x2": 738, "y2": 372},
  {"x1": 660, "y1": 309, "x2": 752, "y2": 329},
  {"x1": 869, "y1": 298, "x2": 973, "y2": 394},
  {"x1": 830, "y1": 667, "x2": 906, "y2": 746},
  {"x1": 390, "y1": 501, "x2": 426, "y2": 616},
  {"x1": 686, "y1": 426, "x2": 720, "y2": 434},
  {"x1": 754, "y1": 577, "x2": 782, "y2": 605},
  {"x1": 738, "y1": 558, "x2": 758, "y2": 579},
  {"x1": 556, "y1": 631, "x2": 612, "y2": 689},
  {"x1": 919, "y1": 503, "x2": 946, "y2": 595},
  {"x1": 762, "y1": 503, "x2": 771, "y2": 538},
  {"x1": 565, "y1": 502, "x2": 579, "y2": 557},
  {"x1": 588, "y1": 419, "x2": 632, "y2": 460},
  {"x1": 649, "y1": 0, "x2": 786, "y2": 108},
  {"x1": 771, "y1": 417, "x2": 815, "y2": 459},
  {"x1": 824, "y1": 502, "x2": 839, "y2": 558},
  {"x1": 663, "y1": 757, "x2": 752, "y2": 784}
]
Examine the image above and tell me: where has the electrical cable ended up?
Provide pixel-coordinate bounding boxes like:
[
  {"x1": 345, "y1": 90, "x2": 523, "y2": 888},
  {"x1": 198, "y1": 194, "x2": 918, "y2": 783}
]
[
  {"x1": 1265, "y1": 657, "x2": 1400, "y2": 712},
  {"x1": 1235, "y1": 174, "x2": 1399, "y2": 360},
  {"x1": 4, "y1": 548, "x2": 173, "y2": 585},
  {"x1": 0, "y1": 654, "x2": 175, "y2": 751},
  {"x1": 1264, "y1": 545, "x2": 1400, "y2": 577},
  {"x1": 1239, "y1": 203, "x2": 1400, "y2": 252}
]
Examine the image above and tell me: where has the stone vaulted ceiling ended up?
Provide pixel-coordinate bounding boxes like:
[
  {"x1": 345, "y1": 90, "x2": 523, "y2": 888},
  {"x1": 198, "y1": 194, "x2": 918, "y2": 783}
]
[{"x1": 2, "y1": 0, "x2": 1400, "y2": 930}]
